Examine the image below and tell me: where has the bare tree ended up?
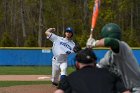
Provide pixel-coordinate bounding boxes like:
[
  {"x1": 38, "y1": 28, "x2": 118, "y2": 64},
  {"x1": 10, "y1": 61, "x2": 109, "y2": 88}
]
[
  {"x1": 12, "y1": 0, "x2": 19, "y2": 46},
  {"x1": 3, "y1": 0, "x2": 8, "y2": 32},
  {"x1": 20, "y1": 0, "x2": 26, "y2": 38},
  {"x1": 38, "y1": 0, "x2": 43, "y2": 47}
]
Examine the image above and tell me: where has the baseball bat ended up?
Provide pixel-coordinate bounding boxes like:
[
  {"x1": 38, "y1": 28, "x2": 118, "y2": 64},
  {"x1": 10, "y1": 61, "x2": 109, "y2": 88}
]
[{"x1": 90, "y1": 0, "x2": 100, "y2": 38}]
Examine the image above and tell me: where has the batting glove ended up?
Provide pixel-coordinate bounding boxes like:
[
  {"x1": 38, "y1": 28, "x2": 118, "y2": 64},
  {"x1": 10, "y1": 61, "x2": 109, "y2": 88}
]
[{"x1": 86, "y1": 37, "x2": 99, "y2": 48}]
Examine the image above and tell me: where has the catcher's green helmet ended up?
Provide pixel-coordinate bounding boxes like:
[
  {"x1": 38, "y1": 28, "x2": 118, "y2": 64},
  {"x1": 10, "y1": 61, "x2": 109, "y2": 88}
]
[{"x1": 101, "y1": 23, "x2": 121, "y2": 40}]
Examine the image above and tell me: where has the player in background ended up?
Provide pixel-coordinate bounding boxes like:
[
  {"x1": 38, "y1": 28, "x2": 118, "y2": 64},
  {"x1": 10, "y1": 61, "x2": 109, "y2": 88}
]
[
  {"x1": 86, "y1": 23, "x2": 140, "y2": 93},
  {"x1": 45, "y1": 27, "x2": 80, "y2": 86}
]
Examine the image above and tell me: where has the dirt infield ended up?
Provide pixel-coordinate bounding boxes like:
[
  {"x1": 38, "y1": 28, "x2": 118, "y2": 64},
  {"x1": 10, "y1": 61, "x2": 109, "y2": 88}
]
[
  {"x1": 0, "y1": 75, "x2": 51, "y2": 81},
  {"x1": 0, "y1": 84, "x2": 57, "y2": 93},
  {"x1": 0, "y1": 75, "x2": 57, "y2": 93}
]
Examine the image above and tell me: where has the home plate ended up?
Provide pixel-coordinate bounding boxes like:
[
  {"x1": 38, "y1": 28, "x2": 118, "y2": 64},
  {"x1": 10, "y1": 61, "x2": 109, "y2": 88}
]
[{"x1": 38, "y1": 76, "x2": 50, "y2": 80}]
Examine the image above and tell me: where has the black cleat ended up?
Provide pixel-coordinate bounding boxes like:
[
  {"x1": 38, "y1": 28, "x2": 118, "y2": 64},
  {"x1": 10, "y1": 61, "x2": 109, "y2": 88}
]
[{"x1": 52, "y1": 82, "x2": 58, "y2": 86}]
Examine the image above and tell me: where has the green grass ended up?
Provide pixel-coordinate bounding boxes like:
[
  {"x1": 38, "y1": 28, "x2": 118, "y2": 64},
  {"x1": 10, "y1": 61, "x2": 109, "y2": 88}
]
[
  {"x1": 0, "y1": 66, "x2": 75, "y2": 75},
  {"x1": 0, "y1": 66, "x2": 52, "y2": 75},
  {"x1": 0, "y1": 66, "x2": 75, "y2": 87},
  {"x1": 0, "y1": 81, "x2": 51, "y2": 87}
]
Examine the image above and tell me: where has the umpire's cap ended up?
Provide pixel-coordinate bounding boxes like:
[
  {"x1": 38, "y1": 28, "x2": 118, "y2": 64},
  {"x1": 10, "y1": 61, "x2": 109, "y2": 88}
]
[{"x1": 76, "y1": 48, "x2": 97, "y2": 64}]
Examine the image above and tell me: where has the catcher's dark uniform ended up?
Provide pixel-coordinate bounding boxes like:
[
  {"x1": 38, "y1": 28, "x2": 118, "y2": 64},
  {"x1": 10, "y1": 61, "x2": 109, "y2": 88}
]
[{"x1": 58, "y1": 66, "x2": 127, "y2": 93}]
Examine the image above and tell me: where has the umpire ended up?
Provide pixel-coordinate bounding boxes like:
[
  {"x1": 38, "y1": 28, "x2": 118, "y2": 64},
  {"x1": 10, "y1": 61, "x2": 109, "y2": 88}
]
[{"x1": 54, "y1": 48, "x2": 130, "y2": 93}]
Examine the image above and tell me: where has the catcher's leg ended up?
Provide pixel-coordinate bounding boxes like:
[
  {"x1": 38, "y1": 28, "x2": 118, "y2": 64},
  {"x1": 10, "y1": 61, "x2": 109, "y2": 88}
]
[{"x1": 60, "y1": 62, "x2": 67, "y2": 80}]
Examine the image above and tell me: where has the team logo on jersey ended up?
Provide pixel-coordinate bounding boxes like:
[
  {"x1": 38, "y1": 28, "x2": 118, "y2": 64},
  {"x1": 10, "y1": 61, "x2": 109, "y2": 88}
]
[{"x1": 60, "y1": 42, "x2": 72, "y2": 50}]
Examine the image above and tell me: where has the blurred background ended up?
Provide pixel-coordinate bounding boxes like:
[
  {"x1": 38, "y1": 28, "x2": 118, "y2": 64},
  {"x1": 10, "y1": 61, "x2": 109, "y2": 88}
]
[{"x1": 0, "y1": 0, "x2": 139, "y2": 47}]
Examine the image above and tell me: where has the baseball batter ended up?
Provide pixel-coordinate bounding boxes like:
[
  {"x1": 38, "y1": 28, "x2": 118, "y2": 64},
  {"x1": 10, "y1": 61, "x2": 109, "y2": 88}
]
[
  {"x1": 45, "y1": 27, "x2": 75, "y2": 86},
  {"x1": 86, "y1": 23, "x2": 140, "y2": 93}
]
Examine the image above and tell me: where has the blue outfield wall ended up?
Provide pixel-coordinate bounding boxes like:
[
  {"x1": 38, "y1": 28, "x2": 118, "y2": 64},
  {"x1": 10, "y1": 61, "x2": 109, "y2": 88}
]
[{"x1": 0, "y1": 48, "x2": 139, "y2": 66}]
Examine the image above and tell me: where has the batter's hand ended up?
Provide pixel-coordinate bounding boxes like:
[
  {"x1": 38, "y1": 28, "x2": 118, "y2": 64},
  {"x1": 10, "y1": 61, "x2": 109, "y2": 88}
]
[{"x1": 86, "y1": 37, "x2": 96, "y2": 48}]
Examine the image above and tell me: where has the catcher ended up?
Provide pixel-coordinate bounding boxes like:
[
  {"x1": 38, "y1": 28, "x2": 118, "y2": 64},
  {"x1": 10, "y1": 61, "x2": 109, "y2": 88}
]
[{"x1": 86, "y1": 23, "x2": 140, "y2": 93}]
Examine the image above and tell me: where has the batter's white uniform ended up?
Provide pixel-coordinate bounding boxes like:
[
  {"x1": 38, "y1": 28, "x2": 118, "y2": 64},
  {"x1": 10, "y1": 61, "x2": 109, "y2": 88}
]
[{"x1": 47, "y1": 33, "x2": 75, "y2": 83}]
